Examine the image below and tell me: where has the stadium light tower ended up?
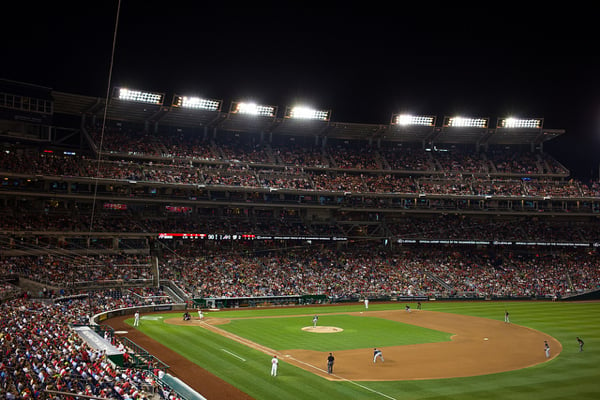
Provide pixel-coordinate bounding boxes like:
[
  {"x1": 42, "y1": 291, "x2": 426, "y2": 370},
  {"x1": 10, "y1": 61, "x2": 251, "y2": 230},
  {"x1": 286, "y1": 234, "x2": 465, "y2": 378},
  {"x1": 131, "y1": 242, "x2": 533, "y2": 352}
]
[
  {"x1": 172, "y1": 95, "x2": 221, "y2": 111},
  {"x1": 230, "y1": 101, "x2": 277, "y2": 117},
  {"x1": 391, "y1": 114, "x2": 436, "y2": 126},
  {"x1": 497, "y1": 117, "x2": 543, "y2": 129},
  {"x1": 285, "y1": 105, "x2": 330, "y2": 121},
  {"x1": 444, "y1": 116, "x2": 489, "y2": 128},
  {"x1": 113, "y1": 87, "x2": 164, "y2": 105}
]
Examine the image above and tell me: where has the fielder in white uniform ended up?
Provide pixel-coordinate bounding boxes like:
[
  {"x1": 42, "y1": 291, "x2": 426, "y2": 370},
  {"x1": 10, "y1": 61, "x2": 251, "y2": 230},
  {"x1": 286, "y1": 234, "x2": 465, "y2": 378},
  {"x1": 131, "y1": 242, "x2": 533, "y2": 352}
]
[
  {"x1": 271, "y1": 355, "x2": 279, "y2": 376},
  {"x1": 134, "y1": 311, "x2": 140, "y2": 327}
]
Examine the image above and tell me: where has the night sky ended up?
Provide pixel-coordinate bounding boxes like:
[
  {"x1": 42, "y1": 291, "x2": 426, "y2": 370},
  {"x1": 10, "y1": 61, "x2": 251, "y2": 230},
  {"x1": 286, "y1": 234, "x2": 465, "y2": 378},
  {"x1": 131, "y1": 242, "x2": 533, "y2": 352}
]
[{"x1": 3, "y1": 2, "x2": 599, "y2": 180}]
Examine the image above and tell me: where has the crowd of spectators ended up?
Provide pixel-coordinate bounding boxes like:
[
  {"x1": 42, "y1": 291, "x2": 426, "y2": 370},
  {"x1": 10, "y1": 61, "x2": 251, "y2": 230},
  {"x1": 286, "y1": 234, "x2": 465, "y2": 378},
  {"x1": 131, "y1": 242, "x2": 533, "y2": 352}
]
[
  {"x1": 2, "y1": 254, "x2": 153, "y2": 288},
  {"x1": 0, "y1": 282, "x2": 20, "y2": 300},
  {"x1": 156, "y1": 244, "x2": 599, "y2": 300},
  {"x1": 4, "y1": 236, "x2": 599, "y2": 303},
  {"x1": 8, "y1": 123, "x2": 597, "y2": 199},
  {"x1": 0, "y1": 293, "x2": 182, "y2": 399},
  {"x1": 3, "y1": 211, "x2": 600, "y2": 246},
  {"x1": 2, "y1": 149, "x2": 597, "y2": 199},
  {"x1": 87, "y1": 125, "x2": 570, "y2": 174}
]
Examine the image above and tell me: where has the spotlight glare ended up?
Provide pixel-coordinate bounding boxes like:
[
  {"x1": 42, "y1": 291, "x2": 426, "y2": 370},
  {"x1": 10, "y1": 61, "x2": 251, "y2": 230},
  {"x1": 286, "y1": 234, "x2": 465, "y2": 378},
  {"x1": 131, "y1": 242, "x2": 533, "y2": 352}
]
[
  {"x1": 393, "y1": 114, "x2": 435, "y2": 126},
  {"x1": 446, "y1": 116, "x2": 488, "y2": 128},
  {"x1": 498, "y1": 117, "x2": 543, "y2": 129},
  {"x1": 174, "y1": 95, "x2": 220, "y2": 111},
  {"x1": 233, "y1": 102, "x2": 276, "y2": 117},
  {"x1": 116, "y1": 87, "x2": 163, "y2": 104},
  {"x1": 287, "y1": 106, "x2": 330, "y2": 120}
]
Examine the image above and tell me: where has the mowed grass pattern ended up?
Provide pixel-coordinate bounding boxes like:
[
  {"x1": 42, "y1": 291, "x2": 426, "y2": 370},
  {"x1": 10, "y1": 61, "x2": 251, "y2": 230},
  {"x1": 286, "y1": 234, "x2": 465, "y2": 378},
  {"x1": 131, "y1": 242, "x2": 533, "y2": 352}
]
[
  {"x1": 133, "y1": 301, "x2": 600, "y2": 400},
  {"x1": 219, "y1": 315, "x2": 452, "y2": 351}
]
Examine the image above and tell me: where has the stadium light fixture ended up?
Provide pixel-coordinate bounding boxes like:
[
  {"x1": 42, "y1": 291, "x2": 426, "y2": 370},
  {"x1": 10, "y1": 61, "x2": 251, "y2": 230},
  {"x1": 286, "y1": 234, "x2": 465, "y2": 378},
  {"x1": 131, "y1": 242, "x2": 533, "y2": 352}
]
[
  {"x1": 172, "y1": 95, "x2": 221, "y2": 111},
  {"x1": 497, "y1": 117, "x2": 543, "y2": 129},
  {"x1": 391, "y1": 114, "x2": 436, "y2": 126},
  {"x1": 285, "y1": 106, "x2": 330, "y2": 121},
  {"x1": 444, "y1": 116, "x2": 488, "y2": 128},
  {"x1": 114, "y1": 87, "x2": 164, "y2": 105},
  {"x1": 231, "y1": 101, "x2": 276, "y2": 117}
]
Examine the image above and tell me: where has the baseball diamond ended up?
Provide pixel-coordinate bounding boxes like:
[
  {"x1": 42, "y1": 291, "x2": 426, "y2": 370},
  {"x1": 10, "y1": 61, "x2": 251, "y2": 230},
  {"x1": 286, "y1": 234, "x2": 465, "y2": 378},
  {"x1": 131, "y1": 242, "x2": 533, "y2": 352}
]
[{"x1": 105, "y1": 302, "x2": 578, "y2": 400}]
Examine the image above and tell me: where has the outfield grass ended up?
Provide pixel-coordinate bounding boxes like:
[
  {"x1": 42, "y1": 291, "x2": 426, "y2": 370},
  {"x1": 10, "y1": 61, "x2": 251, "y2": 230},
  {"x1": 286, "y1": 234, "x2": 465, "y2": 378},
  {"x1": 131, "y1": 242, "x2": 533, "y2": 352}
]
[{"x1": 132, "y1": 301, "x2": 600, "y2": 400}]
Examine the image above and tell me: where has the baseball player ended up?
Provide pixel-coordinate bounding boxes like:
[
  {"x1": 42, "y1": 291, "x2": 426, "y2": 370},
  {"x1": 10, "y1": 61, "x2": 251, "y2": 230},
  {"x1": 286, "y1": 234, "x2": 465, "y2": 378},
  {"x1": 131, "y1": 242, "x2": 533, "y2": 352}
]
[
  {"x1": 504, "y1": 310, "x2": 510, "y2": 323},
  {"x1": 327, "y1": 353, "x2": 335, "y2": 374},
  {"x1": 373, "y1": 348, "x2": 384, "y2": 363},
  {"x1": 198, "y1": 309, "x2": 204, "y2": 320},
  {"x1": 134, "y1": 311, "x2": 140, "y2": 327},
  {"x1": 271, "y1": 355, "x2": 279, "y2": 376},
  {"x1": 364, "y1": 299, "x2": 369, "y2": 309},
  {"x1": 312, "y1": 315, "x2": 319, "y2": 328},
  {"x1": 577, "y1": 337, "x2": 584, "y2": 352},
  {"x1": 544, "y1": 341, "x2": 550, "y2": 358}
]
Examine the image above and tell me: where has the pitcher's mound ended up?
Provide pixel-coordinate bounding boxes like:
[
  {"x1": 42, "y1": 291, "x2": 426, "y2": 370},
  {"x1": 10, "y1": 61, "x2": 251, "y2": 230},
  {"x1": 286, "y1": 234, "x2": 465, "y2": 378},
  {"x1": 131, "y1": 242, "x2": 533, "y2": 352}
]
[{"x1": 302, "y1": 326, "x2": 343, "y2": 333}]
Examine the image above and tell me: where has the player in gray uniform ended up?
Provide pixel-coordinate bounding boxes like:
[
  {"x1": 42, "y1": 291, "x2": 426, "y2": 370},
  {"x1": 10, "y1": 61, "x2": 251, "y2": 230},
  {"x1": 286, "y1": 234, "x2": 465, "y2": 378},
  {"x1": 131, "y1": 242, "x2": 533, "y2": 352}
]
[
  {"x1": 577, "y1": 337, "x2": 584, "y2": 352},
  {"x1": 373, "y1": 348, "x2": 384, "y2": 363}
]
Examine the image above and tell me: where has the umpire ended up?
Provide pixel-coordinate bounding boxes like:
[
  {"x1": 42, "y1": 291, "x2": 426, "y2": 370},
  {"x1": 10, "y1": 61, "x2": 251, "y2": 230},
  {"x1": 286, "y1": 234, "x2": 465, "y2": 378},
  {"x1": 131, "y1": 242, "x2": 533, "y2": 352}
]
[{"x1": 327, "y1": 352, "x2": 335, "y2": 374}]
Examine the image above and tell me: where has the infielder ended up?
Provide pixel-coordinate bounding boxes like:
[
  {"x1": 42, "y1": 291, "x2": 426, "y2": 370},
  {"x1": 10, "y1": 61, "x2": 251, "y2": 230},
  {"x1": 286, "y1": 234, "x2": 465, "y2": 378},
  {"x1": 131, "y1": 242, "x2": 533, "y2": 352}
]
[
  {"x1": 312, "y1": 315, "x2": 319, "y2": 328},
  {"x1": 544, "y1": 341, "x2": 550, "y2": 358},
  {"x1": 373, "y1": 348, "x2": 384, "y2": 363},
  {"x1": 134, "y1": 311, "x2": 140, "y2": 327}
]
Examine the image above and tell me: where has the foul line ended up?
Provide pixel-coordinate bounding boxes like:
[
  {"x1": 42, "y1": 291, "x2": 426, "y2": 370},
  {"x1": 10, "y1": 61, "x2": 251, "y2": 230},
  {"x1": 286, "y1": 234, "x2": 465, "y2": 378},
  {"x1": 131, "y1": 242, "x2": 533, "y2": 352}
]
[
  {"x1": 284, "y1": 355, "x2": 398, "y2": 400},
  {"x1": 221, "y1": 349, "x2": 246, "y2": 362}
]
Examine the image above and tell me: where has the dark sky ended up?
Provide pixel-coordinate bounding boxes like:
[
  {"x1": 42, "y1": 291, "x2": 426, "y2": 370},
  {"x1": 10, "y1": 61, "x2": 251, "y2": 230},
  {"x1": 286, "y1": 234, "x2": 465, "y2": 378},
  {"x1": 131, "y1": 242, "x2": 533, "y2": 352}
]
[{"x1": 3, "y1": 2, "x2": 600, "y2": 179}]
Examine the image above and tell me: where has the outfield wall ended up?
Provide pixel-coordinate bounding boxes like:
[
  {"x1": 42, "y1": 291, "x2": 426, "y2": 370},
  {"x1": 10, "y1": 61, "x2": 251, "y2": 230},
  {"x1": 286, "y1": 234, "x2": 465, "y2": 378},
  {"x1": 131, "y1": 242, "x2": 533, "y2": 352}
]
[
  {"x1": 192, "y1": 294, "x2": 563, "y2": 310},
  {"x1": 92, "y1": 303, "x2": 188, "y2": 325}
]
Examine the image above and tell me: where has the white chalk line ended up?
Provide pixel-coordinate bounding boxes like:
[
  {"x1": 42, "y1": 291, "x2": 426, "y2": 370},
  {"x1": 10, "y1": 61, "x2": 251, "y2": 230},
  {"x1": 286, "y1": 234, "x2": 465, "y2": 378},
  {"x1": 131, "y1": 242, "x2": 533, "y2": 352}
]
[
  {"x1": 283, "y1": 354, "x2": 398, "y2": 400},
  {"x1": 221, "y1": 348, "x2": 246, "y2": 362}
]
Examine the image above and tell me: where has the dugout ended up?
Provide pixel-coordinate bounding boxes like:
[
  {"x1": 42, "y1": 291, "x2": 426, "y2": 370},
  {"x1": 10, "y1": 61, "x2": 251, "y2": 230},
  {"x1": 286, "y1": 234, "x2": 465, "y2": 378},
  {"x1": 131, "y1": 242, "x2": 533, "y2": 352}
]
[{"x1": 72, "y1": 325, "x2": 124, "y2": 366}]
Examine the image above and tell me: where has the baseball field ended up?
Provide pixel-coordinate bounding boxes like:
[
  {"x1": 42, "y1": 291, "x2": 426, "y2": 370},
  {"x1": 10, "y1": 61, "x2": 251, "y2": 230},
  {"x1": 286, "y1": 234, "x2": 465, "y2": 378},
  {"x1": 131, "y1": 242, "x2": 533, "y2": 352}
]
[{"x1": 109, "y1": 301, "x2": 599, "y2": 400}]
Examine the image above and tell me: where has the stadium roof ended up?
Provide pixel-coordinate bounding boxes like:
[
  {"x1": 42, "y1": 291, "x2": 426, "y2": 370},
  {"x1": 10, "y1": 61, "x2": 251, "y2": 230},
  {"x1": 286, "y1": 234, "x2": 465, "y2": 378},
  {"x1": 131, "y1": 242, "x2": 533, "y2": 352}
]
[
  {"x1": 33, "y1": 87, "x2": 567, "y2": 147},
  {"x1": 0, "y1": 79, "x2": 53, "y2": 101}
]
